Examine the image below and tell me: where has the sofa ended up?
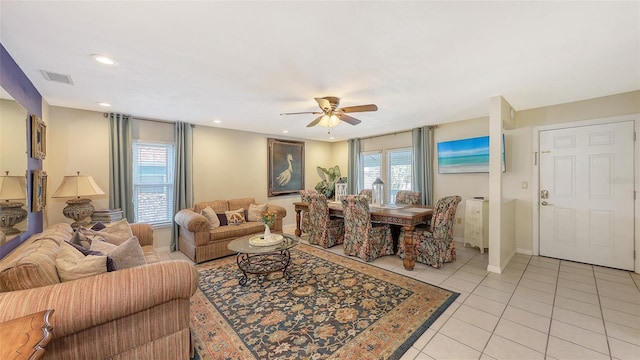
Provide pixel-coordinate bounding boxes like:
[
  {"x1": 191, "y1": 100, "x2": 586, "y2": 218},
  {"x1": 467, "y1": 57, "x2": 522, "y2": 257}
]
[
  {"x1": 174, "y1": 198, "x2": 287, "y2": 263},
  {"x1": 0, "y1": 223, "x2": 199, "y2": 360}
]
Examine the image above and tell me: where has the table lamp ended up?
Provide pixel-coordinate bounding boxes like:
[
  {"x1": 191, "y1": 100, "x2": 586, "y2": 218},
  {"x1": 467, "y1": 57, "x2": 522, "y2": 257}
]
[
  {"x1": 52, "y1": 172, "x2": 105, "y2": 229},
  {"x1": 372, "y1": 177, "x2": 384, "y2": 207},
  {"x1": 0, "y1": 171, "x2": 27, "y2": 235}
]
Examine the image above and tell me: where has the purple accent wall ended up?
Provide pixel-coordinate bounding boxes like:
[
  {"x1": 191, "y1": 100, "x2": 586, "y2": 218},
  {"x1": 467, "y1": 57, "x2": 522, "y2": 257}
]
[{"x1": 0, "y1": 43, "x2": 43, "y2": 259}]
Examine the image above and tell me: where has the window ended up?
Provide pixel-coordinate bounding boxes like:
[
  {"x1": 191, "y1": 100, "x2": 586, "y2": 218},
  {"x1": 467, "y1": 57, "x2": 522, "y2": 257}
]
[
  {"x1": 360, "y1": 151, "x2": 381, "y2": 190},
  {"x1": 358, "y1": 147, "x2": 412, "y2": 203},
  {"x1": 132, "y1": 141, "x2": 175, "y2": 225},
  {"x1": 387, "y1": 148, "x2": 412, "y2": 203}
]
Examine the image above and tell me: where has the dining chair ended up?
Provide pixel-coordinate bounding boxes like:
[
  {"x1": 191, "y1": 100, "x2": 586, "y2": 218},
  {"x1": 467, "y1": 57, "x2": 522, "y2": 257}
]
[
  {"x1": 341, "y1": 195, "x2": 394, "y2": 262},
  {"x1": 307, "y1": 192, "x2": 344, "y2": 248},
  {"x1": 397, "y1": 195, "x2": 461, "y2": 268},
  {"x1": 299, "y1": 189, "x2": 315, "y2": 234},
  {"x1": 358, "y1": 189, "x2": 373, "y2": 203},
  {"x1": 395, "y1": 190, "x2": 421, "y2": 205}
]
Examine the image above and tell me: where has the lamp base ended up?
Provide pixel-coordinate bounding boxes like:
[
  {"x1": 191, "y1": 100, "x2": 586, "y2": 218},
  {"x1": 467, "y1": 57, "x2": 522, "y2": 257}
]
[
  {"x1": 62, "y1": 198, "x2": 95, "y2": 229},
  {"x1": 0, "y1": 201, "x2": 27, "y2": 235}
]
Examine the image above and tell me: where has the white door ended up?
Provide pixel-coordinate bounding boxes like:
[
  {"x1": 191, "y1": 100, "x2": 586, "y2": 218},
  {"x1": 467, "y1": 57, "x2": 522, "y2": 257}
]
[{"x1": 539, "y1": 121, "x2": 635, "y2": 270}]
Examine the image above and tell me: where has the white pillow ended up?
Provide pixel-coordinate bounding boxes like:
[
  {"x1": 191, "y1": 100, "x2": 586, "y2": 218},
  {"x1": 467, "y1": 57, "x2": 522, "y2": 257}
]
[
  {"x1": 79, "y1": 218, "x2": 134, "y2": 245},
  {"x1": 248, "y1": 203, "x2": 268, "y2": 222},
  {"x1": 56, "y1": 241, "x2": 107, "y2": 282},
  {"x1": 90, "y1": 237, "x2": 147, "y2": 270},
  {"x1": 201, "y1": 206, "x2": 220, "y2": 229},
  {"x1": 225, "y1": 208, "x2": 245, "y2": 225}
]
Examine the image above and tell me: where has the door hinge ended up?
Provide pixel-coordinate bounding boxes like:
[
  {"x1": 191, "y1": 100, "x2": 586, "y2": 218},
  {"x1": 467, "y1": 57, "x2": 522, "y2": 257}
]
[{"x1": 634, "y1": 132, "x2": 637, "y2": 141}]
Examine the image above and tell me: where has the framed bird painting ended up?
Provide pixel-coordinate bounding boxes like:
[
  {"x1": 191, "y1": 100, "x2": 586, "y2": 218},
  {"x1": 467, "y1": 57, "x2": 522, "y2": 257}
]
[{"x1": 268, "y1": 138, "x2": 305, "y2": 196}]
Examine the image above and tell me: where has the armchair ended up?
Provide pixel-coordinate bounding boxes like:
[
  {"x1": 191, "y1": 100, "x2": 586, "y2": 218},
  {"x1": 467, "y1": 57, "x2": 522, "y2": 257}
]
[
  {"x1": 307, "y1": 192, "x2": 344, "y2": 248},
  {"x1": 299, "y1": 189, "x2": 315, "y2": 234},
  {"x1": 358, "y1": 189, "x2": 373, "y2": 203},
  {"x1": 398, "y1": 195, "x2": 461, "y2": 268},
  {"x1": 341, "y1": 195, "x2": 393, "y2": 262}
]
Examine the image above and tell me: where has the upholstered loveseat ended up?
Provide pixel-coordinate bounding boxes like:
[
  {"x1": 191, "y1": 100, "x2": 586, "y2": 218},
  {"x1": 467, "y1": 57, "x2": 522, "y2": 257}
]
[
  {"x1": 174, "y1": 198, "x2": 287, "y2": 263},
  {"x1": 0, "y1": 223, "x2": 198, "y2": 359}
]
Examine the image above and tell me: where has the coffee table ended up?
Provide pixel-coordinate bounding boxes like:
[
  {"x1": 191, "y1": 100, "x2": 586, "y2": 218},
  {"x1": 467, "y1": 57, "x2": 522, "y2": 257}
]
[{"x1": 227, "y1": 234, "x2": 299, "y2": 285}]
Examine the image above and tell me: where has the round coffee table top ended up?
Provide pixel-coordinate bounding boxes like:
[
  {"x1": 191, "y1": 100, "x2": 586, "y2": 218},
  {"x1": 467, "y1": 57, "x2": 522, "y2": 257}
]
[{"x1": 227, "y1": 234, "x2": 299, "y2": 254}]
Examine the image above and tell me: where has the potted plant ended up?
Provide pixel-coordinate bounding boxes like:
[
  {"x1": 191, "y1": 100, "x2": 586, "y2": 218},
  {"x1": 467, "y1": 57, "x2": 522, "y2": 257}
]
[{"x1": 314, "y1": 165, "x2": 344, "y2": 199}]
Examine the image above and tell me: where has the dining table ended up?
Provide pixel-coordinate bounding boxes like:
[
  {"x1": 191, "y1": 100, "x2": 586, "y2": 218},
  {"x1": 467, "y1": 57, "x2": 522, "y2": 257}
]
[{"x1": 293, "y1": 201, "x2": 433, "y2": 271}]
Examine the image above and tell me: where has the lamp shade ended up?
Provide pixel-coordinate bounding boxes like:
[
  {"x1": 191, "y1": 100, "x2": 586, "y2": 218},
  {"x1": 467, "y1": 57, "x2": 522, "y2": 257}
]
[
  {"x1": 0, "y1": 174, "x2": 27, "y2": 201},
  {"x1": 52, "y1": 173, "x2": 105, "y2": 198},
  {"x1": 318, "y1": 114, "x2": 340, "y2": 128}
]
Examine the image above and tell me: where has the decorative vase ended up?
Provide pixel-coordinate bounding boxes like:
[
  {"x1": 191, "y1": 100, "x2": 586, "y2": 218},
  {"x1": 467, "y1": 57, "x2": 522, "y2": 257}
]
[{"x1": 263, "y1": 223, "x2": 273, "y2": 241}]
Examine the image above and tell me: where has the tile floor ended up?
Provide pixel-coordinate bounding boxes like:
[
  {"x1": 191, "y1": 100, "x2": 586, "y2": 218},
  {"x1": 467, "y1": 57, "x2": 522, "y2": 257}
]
[{"x1": 159, "y1": 235, "x2": 640, "y2": 360}]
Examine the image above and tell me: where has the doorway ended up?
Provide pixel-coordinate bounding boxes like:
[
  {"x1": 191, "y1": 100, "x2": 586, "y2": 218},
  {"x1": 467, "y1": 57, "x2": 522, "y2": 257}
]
[{"x1": 537, "y1": 119, "x2": 635, "y2": 270}]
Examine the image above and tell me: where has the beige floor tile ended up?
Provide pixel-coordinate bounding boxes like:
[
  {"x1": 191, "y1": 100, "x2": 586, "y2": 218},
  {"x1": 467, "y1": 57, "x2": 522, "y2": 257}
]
[
  {"x1": 480, "y1": 277, "x2": 517, "y2": 293},
  {"x1": 451, "y1": 304, "x2": 500, "y2": 332},
  {"x1": 501, "y1": 267, "x2": 525, "y2": 277},
  {"x1": 557, "y1": 277, "x2": 597, "y2": 294},
  {"x1": 459, "y1": 264, "x2": 490, "y2": 277},
  {"x1": 528, "y1": 259, "x2": 560, "y2": 271},
  {"x1": 558, "y1": 270, "x2": 595, "y2": 285},
  {"x1": 554, "y1": 295, "x2": 602, "y2": 318},
  {"x1": 594, "y1": 271, "x2": 635, "y2": 285},
  {"x1": 602, "y1": 307, "x2": 640, "y2": 330},
  {"x1": 546, "y1": 336, "x2": 610, "y2": 360},
  {"x1": 399, "y1": 346, "x2": 421, "y2": 360},
  {"x1": 479, "y1": 354, "x2": 497, "y2": 360},
  {"x1": 423, "y1": 333, "x2": 481, "y2": 360},
  {"x1": 439, "y1": 317, "x2": 492, "y2": 351},
  {"x1": 605, "y1": 321, "x2": 640, "y2": 346},
  {"x1": 441, "y1": 277, "x2": 479, "y2": 293},
  {"x1": 514, "y1": 286, "x2": 555, "y2": 305},
  {"x1": 414, "y1": 270, "x2": 450, "y2": 286},
  {"x1": 483, "y1": 334, "x2": 545, "y2": 360},
  {"x1": 428, "y1": 314, "x2": 450, "y2": 332},
  {"x1": 414, "y1": 351, "x2": 436, "y2": 360},
  {"x1": 494, "y1": 318, "x2": 548, "y2": 353},
  {"x1": 596, "y1": 282, "x2": 640, "y2": 302},
  {"x1": 550, "y1": 320, "x2": 609, "y2": 354},
  {"x1": 555, "y1": 286, "x2": 600, "y2": 305},
  {"x1": 558, "y1": 264, "x2": 594, "y2": 278},
  {"x1": 560, "y1": 260, "x2": 593, "y2": 270},
  {"x1": 608, "y1": 337, "x2": 640, "y2": 359},
  {"x1": 412, "y1": 328, "x2": 437, "y2": 351},
  {"x1": 452, "y1": 269, "x2": 486, "y2": 284},
  {"x1": 501, "y1": 306, "x2": 551, "y2": 333},
  {"x1": 508, "y1": 294, "x2": 553, "y2": 317},
  {"x1": 600, "y1": 296, "x2": 640, "y2": 316},
  {"x1": 464, "y1": 294, "x2": 508, "y2": 317},
  {"x1": 485, "y1": 271, "x2": 521, "y2": 285},
  {"x1": 525, "y1": 264, "x2": 559, "y2": 277},
  {"x1": 472, "y1": 285, "x2": 512, "y2": 304},
  {"x1": 504, "y1": 261, "x2": 527, "y2": 271},
  {"x1": 169, "y1": 250, "x2": 192, "y2": 262},
  {"x1": 552, "y1": 307, "x2": 605, "y2": 334},
  {"x1": 518, "y1": 278, "x2": 557, "y2": 294},
  {"x1": 522, "y1": 271, "x2": 557, "y2": 285}
]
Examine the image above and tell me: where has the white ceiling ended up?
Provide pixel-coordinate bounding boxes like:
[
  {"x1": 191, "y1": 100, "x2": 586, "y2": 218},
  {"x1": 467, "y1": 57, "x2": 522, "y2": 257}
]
[{"x1": 1, "y1": 1, "x2": 638, "y2": 142}]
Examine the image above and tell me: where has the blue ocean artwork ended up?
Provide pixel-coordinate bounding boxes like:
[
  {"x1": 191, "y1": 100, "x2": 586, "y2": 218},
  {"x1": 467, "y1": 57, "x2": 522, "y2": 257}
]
[{"x1": 437, "y1": 135, "x2": 505, "y2": 173}]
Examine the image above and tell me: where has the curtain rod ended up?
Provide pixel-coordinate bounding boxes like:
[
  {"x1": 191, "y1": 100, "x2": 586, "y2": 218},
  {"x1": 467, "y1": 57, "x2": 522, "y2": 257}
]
[
  {"x1": 103, "y1": 113, "x2": 195, "y2": 127},
  {"x1": 358, "y1": 125, "x2": 437, "y2": 141}
]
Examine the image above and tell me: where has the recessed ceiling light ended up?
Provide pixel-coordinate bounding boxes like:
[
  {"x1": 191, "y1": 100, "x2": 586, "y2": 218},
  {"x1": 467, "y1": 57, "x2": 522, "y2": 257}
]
[
  {"x1": 91, "y1": 54, "x2": 119, "y2": 66},
  {"x1": 98, "y1": 102, "x2": 111, "y2": 107},
  {"x1": 329, "y1": 136, "x2": 335, "y2": 140},
  {"x1": 282, "y1": 130, "x2": 288, "y2": 133},
  {"x1": 213, "y1": 119, "x2": 222, "y2": 124}
]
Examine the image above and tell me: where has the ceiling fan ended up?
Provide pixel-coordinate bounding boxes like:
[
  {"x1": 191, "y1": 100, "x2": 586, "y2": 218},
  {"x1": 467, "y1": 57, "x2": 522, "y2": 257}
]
[{"x1": 280, "y1": 96, "x2": 378, "y2": 130}]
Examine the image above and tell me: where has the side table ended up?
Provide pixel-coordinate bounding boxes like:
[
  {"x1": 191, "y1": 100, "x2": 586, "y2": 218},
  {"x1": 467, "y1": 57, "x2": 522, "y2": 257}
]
[{"x1": 0, "y1": 309, "x2": 54, "y2": 360}]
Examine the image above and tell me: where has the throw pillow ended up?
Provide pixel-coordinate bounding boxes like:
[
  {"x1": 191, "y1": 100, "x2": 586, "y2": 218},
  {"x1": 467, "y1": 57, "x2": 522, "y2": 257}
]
[
  {"x1": 79, "y1": 218, "x2": 134, "y2": 245},
  {"x1": 91, "y1": 221, "x2": 107, "y2": 231},
  {"x1": 70, "y1": 230, "x2": 92, "y2": 249},
  {"x1": 56, "y1": 241, "x2": 107, "y2": 282},
  {"x1": 67, "y1": 241, "x2": 116, "y2": 272},
  {"x1": 225, "y1": 209, "x2": 245, "y2": 226},
  {"x1": 90, "y1": 237, "x2": 147, "y2": 270},
  {"x1": 247, "y1": 203, "x2": 268, "y2": 222},
  {"x1": 201, "y1": 206, "x2": 221, "y2": 229}
]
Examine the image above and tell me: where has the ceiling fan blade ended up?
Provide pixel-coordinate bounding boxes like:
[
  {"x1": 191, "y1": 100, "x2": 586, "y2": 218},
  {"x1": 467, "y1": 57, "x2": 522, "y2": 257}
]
[
  {"x1": 339, "y1": 104, "x2": 378, "y2": 113},
  {"x1": 306, "y1": 115, "x2": 324, "y2": 127},
  {"x1": 337, "y1": 113, "x2": 362, "y2": 125},
  {"x1": 314, "y1": 97, "x2": 333, "y2": 112},
  {"x1": 280, "y1": 111, "x2": 323, "y2": 116}
]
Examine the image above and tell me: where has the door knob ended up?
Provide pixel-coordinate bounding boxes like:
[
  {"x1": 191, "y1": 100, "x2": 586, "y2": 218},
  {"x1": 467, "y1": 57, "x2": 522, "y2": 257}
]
[{"x1": 541, "y1": 201, "x2": 549, "y2": 206}]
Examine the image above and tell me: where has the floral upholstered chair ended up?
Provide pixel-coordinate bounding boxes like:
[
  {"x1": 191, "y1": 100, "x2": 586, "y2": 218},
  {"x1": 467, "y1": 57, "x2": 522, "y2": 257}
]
[
  {"x1": 341, "y1": 195, "x2": 394, "y2": 262},
  {"x1": 307, "y1": 192, "x2": 344, "y2": 248},
  {"x1": 398, "y1": 195, "x2": 461, "y2": 268},
  {"x1": 300, "y1": 189, "x2": 315, "y2": 234},
  {"x1": 395, "y1": 191, "x2": 421, "y2": 205},
  {"x1": 358, "y1": 189, "x2": 373, "y2": 203}
]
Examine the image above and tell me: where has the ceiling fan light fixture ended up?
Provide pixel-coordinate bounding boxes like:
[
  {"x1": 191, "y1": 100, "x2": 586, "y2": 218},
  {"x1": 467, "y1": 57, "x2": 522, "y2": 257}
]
[{"x1": 318, "y1": 114, "x2": 340, "y2": 128}]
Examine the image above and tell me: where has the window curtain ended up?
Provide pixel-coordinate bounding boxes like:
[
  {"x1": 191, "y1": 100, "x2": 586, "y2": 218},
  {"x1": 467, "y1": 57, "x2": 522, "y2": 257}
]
[
  {"x1": 108, "y1": 113, "x2": 135, "y2": 222},
  {"x1": 347, "y1": 138, "x2": 361, "y2": 194},
  {"x1": 412, "y1": 126, "x2": 435, "y2": 205},
  {"x1": 172, "y1": 121, "x2": 193, "y2": 251}
]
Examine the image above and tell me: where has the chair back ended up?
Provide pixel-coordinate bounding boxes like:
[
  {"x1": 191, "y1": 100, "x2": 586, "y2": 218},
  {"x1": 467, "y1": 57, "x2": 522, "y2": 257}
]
[
  {"x1": 308, "y1": 192, "x2": 330, "y2": 225},
  {"x1": 341, "y1": 195, "x2": 372, "y2": 241},
  {"x1": 395, "y1": 191, "x2": 421, "y2": 205},
  {"x1": 358, "y1": 189, "x2": 373, "y2": 203},
  {"x1": 430, "y1": 195, "x2": 462, "y2": 240},
  {"x1": 300, "y1": 189, "x2": 315, "y2": 203},
  {"x1": 299, "y1": 189, "x2": 317, "y2": 233}
]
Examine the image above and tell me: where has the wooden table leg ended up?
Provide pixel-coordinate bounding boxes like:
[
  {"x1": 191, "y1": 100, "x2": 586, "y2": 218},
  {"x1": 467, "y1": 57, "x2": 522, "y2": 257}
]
[
  {"x1": 295, "y1": 208, "x2": 302, "y2": 237},
  {"x1": 402, "y1": 225, "x2": 415, "y2": 271}
]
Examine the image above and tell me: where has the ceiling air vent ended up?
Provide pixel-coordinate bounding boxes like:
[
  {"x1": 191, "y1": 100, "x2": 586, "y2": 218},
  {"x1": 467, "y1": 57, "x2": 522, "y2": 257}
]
[{"x1": 40, "y1": 70, "x2": 74, "y2": 85}]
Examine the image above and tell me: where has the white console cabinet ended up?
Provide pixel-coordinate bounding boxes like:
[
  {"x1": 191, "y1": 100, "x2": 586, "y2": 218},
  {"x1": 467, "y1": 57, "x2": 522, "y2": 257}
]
[{"x1": 463, "y1": 199, "x2": 489, "y2": 253}]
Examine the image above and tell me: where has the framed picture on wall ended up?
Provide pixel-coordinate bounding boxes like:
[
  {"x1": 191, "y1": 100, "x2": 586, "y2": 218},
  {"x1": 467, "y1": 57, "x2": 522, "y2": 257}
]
[
  {"x1": 268, "y1": 138, "x2": 305, "y2": 196},
  {"x1": 31, "y1": 115, "x2": 46, "y2": 160},
  {"x1": 31, "y1": 170, "x2": 47, "y2": 212}
]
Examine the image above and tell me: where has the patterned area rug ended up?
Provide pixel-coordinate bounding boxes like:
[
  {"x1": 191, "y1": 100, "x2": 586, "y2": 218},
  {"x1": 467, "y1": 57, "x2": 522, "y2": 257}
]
[{"x1": 191, "y1": 243, "x2": 458, "y2": 360}]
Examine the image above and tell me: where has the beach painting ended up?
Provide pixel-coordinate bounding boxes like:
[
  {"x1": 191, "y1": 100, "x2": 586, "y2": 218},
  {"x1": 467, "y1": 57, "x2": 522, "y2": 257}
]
[{"x1": 437, "y1": 135, "x2": 505, "y2": 174}]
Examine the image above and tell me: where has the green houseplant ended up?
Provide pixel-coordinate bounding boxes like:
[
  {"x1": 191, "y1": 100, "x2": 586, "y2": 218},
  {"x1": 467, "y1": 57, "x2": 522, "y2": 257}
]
[{"x1": 314, "y1": 165, "x2": 344, "y2": 199}]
